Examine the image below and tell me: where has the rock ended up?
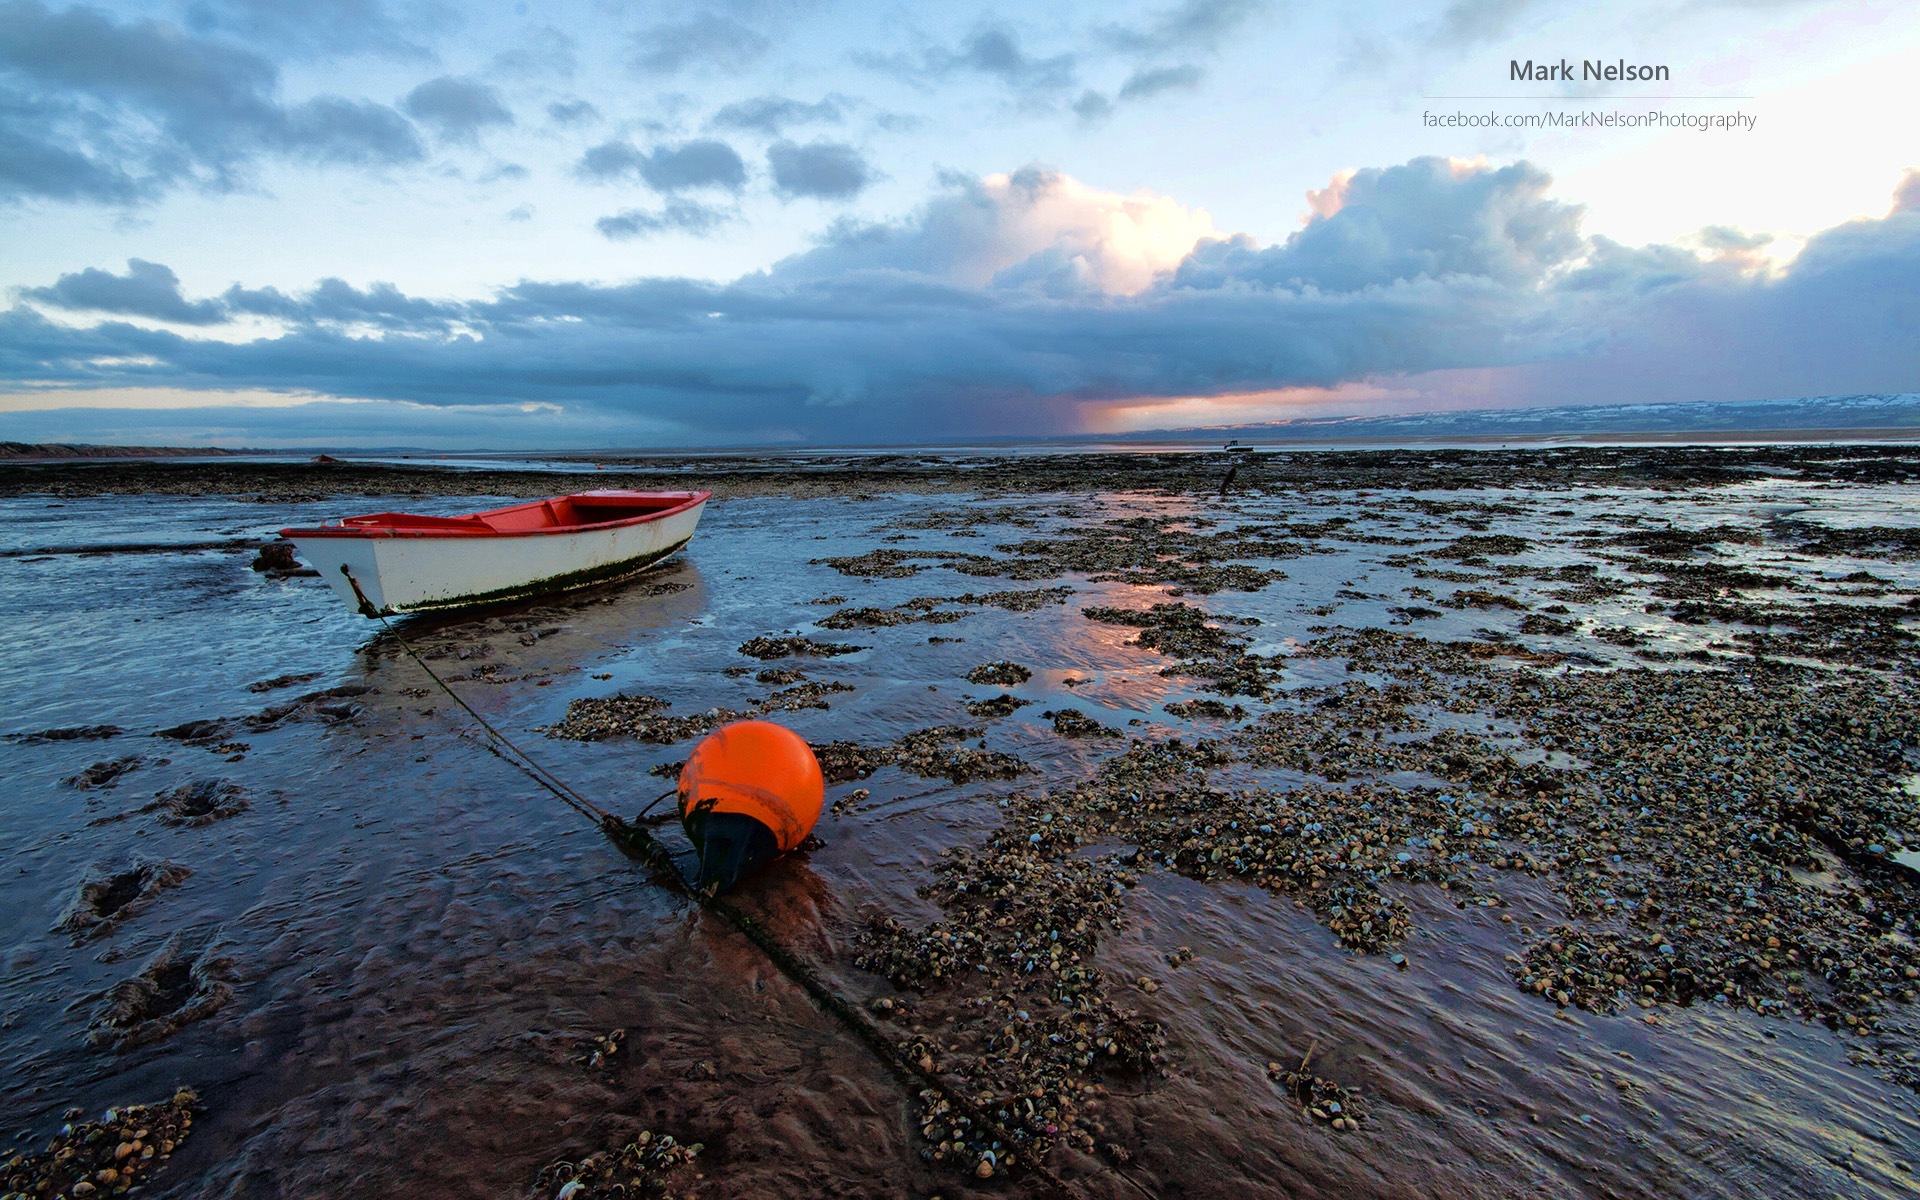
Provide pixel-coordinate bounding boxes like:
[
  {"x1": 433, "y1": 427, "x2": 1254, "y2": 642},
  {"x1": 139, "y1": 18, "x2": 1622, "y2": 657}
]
[{"x1": 250, "y1": 539, "x2": 301, "y2": 573}]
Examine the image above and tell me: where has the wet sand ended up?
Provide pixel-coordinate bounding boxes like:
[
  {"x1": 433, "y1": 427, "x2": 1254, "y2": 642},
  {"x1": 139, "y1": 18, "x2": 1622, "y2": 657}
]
[{"x1": 3, "y1": 446, "x2": 1919, "y2": 1199}]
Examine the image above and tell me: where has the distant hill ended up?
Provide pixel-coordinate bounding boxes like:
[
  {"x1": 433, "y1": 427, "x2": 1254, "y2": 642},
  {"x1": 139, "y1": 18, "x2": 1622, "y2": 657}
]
[
  {"x1": 0, "y1": 442, "x2": 239, "y2": 460},
  {"x1": 1118, "y1": 393, "x2": 1920, "y2": 443}
]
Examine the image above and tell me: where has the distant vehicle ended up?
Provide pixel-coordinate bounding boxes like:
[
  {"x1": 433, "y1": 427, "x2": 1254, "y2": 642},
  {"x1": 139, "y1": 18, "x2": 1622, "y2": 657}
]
[{"x1": 282, "y1": 490, "x2": 709, "y2": 616}]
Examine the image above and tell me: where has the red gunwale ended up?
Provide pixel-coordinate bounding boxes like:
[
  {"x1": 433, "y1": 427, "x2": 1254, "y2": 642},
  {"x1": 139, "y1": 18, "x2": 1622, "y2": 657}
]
[{"x1": 279, "y1": 490, "x2": 711, "y2": 540}]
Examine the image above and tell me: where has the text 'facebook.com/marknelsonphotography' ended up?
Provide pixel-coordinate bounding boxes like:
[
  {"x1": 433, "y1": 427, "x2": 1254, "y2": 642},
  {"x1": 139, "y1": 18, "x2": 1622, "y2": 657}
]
[{"x1": 1423, "y1": 109, "x2": 1758, "y2": 132}]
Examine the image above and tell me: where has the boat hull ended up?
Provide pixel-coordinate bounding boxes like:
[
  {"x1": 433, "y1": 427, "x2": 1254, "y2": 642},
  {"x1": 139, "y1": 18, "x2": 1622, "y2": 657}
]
[{"x1": 285, "y1": 493, "x2": 707, "y2": 616}]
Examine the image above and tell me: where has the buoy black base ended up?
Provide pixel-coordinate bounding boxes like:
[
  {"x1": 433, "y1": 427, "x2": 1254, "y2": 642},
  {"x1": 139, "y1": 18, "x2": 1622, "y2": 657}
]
[{"x1": 684, "y1": 810, "x2": 781, "y2": 894}]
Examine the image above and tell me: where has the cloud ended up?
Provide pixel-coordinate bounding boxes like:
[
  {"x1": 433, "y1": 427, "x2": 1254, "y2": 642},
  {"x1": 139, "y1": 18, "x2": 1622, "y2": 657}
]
[
  {"x1": 575, "y1": 140, "x2": 647, "y2": 182},
  {"x1": 596, "y1": 199, "x2": 735, "y2": 240},
  {"x1": 0, "y1": 0, "x2": 422, "y2": 203},
  {"x1": 631, "y1": 13, "x2": 770, "y2": 75},
  {"x1": 1457, "y1": 205, "x2": 1920, "y2": 412},
  {"x1": 1174, "y1": 157, "x2": 1585, "y2": 291},
  {"x1": 945, "y1": 26, "x2": 1075, "y2": 92},
  {"x1": 1074, "y1": 63, "x2": 1206, "y2": 124},
  {"x1": 1117, "y1": 64, "x2": 1206, "y2": 101},
  {"x1": 871, "y1": 25, "x2": 1076, "y2": 104},
  {"x1": 1072, "y1": 91, "x2": 1114, "y2": 123},
  {"x1": 23, "y1": 258, "x2": 227, "y2": 325},
  {"x1": 180, "y1": 0, "x2": 433, "y2": 59},
  {"x1": 9, "y1": 160, "x2": 1920, "y2": 447},
  {"x1": 282, "y1": 96, "x2": 423, "y2": 165},
  {"x1": 220, "y1": 277, "x2": 462, "y2": 331},
  {"x1": 709, "y1": 94, "x2": 844, "y2": 135},
  {"x1": 1429, "y1": 0, "x2": 1540, "y2": 47},
  {"x1": 546, "y1": 99, "x2": 600, "y2": 126},
  {"x1": 767, "y1": 140, "x2": 873, "y2": 200},
  {"x1": 641, "y1": 140, "x2": 747, "y2": 193},
  {"x1": 772, "y1": 167, "x2": 1219, "y2": 296},
  {"x1": 490, "y1": 25, "x2": 578, "y2": 79},
  {"x1": 402, "y1": 77, "x2": 514, "y2": 142},
  {"x1": 1893, "y1": 168, "x2": 1920, "y2": 215},
  {"x1": 0, "y1": 394, "x2": 692, "y2": 451},
  {"x1": 0, "y1": 116, "x2": 144, "y2": 203},
  {"x1": 1100, "y1": 0, "x2": 1268, "y2": 53},
  {"x1": 575, "y1": 138, "x2": 746, "y2": 192}
]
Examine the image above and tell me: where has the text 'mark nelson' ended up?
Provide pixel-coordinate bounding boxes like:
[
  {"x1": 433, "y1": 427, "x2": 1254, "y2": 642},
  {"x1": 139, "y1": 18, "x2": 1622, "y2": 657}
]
[{"x1": 1510, "y1": 59, "x2": 1671, "y2": 82}]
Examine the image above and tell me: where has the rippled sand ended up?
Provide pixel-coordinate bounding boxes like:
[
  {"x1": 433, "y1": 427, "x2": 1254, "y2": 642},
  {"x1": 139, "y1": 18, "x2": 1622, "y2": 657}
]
[{"x1": 3, "y1": 447, "x2": 1919, "y2": 1199}]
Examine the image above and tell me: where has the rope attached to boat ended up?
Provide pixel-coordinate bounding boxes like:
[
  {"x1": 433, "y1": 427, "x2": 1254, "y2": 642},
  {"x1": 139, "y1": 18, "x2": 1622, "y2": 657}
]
[
  {"x1": 340, "y1": 566, "x2": 1130, "y2": 1200},
  {"x1": 341, "y1": 566, "x2": 627, "y2": 837}
]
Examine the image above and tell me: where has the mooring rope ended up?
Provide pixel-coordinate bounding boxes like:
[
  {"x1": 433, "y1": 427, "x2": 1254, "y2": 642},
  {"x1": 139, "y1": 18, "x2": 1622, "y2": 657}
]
[
  {"x1": 341, "y1": 566, "x2": 1151, "y2": 1200},
  {"x1": 342, "y1": 568, "x2": 623, "y2": 834}
]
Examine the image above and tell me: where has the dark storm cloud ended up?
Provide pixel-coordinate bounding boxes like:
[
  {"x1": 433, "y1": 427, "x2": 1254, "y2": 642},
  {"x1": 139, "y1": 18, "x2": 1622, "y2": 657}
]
[
  {"x1": 766, "y1": 140, "x2": 873, "y2": 200},
  {"x1": 631, "y1": 13, "x2": 770, "y2": 75},
  {"x1": 1, "y1": 397, "x2": 691, "y2": 451},
  {"x1": 23, "y1": 258, "x2": 227, "y2": 325},
  {"x1": 596, "y1": 200, "x2": 734, "y2": 240},
  {"x1": 402, "y1": 77, "x2": 514, "y2": 142},
  {"x1": 709, "y1": 94, "x2": 844, "y2": 135},
  {"x1": 0, "y1": 0, "x2": 423, "y2": 203},
  {"x1": 11, "y1": 158, "x2": 1920, "y2": 445},
  {"x1": 0, "y1": 264, "x2": 1547, "y2": 444},
  {"x1": 575, "y1": 138, "x2": 746, "y2": 192}
]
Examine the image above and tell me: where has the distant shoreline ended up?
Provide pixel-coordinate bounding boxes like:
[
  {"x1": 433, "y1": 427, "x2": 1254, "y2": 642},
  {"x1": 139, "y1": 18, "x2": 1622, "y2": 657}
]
[
  {"x1": 5, "y1": 441, "x2": 1918, "y2": 502},
  {"x1": 0, "y1": 442, "x2": 241, "y2": 462},
  {"x1": 4, "y1": 425, "x2": 1920, "y2": 464}
]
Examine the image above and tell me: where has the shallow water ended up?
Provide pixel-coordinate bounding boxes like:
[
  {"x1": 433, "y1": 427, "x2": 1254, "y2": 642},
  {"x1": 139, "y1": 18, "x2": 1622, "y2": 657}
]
[{"x1": 3, "y1": 476, "x2": 1919, "y2": 1198}]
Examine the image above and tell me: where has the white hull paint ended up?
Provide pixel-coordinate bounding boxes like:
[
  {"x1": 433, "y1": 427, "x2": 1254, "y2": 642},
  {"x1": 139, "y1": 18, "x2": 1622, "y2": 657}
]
[{"x1": 289, "y1": 498, "x2": 705, "y2": 615}]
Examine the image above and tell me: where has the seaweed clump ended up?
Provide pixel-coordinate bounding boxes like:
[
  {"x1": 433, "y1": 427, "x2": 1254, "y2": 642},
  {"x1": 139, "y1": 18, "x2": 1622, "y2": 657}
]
[{"x1": 965, "y1": 661, "x2": 1031, "y2": 685}]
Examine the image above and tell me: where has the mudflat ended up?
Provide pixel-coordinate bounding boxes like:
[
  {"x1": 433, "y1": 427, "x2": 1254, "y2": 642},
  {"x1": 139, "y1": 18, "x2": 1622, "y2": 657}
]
[{"x1": 3, "y1": 445, "x2": 1918, "y2": 1199}]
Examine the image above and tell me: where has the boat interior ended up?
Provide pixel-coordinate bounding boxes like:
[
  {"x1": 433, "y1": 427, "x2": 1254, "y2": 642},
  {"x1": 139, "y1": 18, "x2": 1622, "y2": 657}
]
[{"x1": 335, "y1": 491, "x2": 702, "y2": 535}]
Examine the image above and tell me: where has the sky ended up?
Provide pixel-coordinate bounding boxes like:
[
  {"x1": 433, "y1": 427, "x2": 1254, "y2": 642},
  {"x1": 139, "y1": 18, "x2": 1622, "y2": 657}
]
[{"x1": 1, "y1": 0, "x2": 1917, "y2": 448}]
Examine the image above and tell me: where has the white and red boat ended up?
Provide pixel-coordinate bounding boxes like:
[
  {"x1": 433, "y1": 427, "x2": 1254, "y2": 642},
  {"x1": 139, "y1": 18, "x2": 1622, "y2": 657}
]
[{"x1": 281, "y1": 490, "x2": 710, "y2": 616}]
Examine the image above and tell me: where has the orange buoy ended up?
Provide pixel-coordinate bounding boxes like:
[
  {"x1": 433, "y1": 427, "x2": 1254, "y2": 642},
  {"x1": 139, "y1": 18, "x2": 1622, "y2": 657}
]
[{"x1": 678, "y1": 720, "x2": 824, "y2": 892}]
